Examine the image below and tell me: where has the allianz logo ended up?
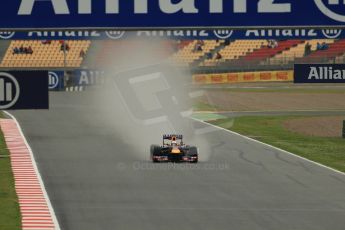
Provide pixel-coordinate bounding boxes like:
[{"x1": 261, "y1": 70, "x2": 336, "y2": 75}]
[
  {"x1": 314, "y1": 0, "x2": 345, "y2": 22},
  {"x1": 136, "y1": 30, "x2": 209, "y2": 37},
  {"x1": 0, "y1": 72, "x2": 20, "y2": 110},
  {"x1": 48, "y1": 72, "x2": 59, "y2": 89},
  {"x1": 245, "y1": 29, "x2": 341, "y2": 38},
  {"x1": 309, "y1": 66, "x2": 345, "y2": 80},
  {"x1": 27, "y1": 31, "x2": 102, "y2": 38},
  {"x1": 3, "y1": 29, "x2": 342, "y2": 39},
  {"x1": 0, "y1": 31, "x2": 16, "y2": 39}
]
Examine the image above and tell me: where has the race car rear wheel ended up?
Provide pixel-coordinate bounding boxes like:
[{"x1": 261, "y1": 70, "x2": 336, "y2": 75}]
[{"x1": 188, "y1": 146, "x2": 198, "y2": 163}]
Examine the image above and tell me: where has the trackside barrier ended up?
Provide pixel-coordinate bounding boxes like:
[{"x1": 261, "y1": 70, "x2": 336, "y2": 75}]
[
  {"x1": 193, "y1": 70, "x2": 294, "y2": 84},
  {"x1": 49, "y1": 69, "x2": 105, "y2": 91}
]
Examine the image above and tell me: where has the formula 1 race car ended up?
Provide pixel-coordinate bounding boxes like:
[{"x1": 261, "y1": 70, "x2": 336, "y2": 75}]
[{"x1": 150, "y1": 134, "x2": 198, "y2": 163}]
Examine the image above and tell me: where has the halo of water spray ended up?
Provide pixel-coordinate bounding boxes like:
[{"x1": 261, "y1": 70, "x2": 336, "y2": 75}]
[{"x1": 89, "y1": 38, "x2": 215, "y2": 161}]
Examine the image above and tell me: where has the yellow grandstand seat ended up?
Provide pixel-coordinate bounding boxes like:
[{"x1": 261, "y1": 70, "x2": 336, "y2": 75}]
[
  {"x1": 0, "y1": 40, "x2": 91, "y2": 68},
  {"x1": 266, "y1": 39, "x2": 335, "y2": 65},
  {"x1": 171, "y1": 40, "x2": 224, "y2": 66},
  {"x1": 201, "y1": 40, "x2": 268, "y2": 66}
]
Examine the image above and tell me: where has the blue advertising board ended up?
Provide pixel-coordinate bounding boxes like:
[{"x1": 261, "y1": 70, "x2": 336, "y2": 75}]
[
  {"x1": 67, "y1": 70, "x2": 105, "y2": 87},
  {"x1": 0, "y1": 71, "x2": 49, "y2": 110},
  {"x1": 48, "y1": 70, "x2": 104, "y2": 91},
  {"x1": 1, "y1": 29, "x2": 345, "y2": 40},
  {"x1": 48, "y1": 71, "x2": 64, "y2": 91},
  {"x1": 1, "y1": 1, "x2": 345, "y2": 29},
  {"x1": 294, "y1": 64, "x2": 345, "y2": 83}
]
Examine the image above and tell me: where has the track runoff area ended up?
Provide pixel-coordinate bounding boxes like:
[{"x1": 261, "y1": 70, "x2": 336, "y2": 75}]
[{"x1": 1, "y1": 1, "x2": 345, "y2": 230}]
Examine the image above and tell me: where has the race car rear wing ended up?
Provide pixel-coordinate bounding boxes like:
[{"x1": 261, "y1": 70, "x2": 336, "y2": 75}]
[
  {"x1": 163, "y1": 134, "x2": 183, "y2": 140},
  {"x1": 162, "y1": 134, "x2": 183, "y2": 146}
]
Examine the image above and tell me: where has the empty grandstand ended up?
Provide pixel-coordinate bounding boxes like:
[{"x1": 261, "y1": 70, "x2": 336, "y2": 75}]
[
  {"x1": 296, "y1": 39, "x2": 345, "y2": 63},
  {"x1": 167, "y1": 39, "x2": 345, "y2": 71},
  {"x1": 0, "y1": 40, "x2": 90, "y2": 68},
  {"x1": 171, "y1": 40, "x2": 224, "y2": 66},
  {"x1": 87, "y1": 39, "x2": 175, "y2": 70},
  {"x1": 0, "y1": 38, "x2": 344, "y2": 73},
  {"x1": 202, "y1": 40, "x2": 268, "y2": 66}
]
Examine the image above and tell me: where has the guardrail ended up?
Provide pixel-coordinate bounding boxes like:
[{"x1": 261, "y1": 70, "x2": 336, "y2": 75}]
[
  {"x1": 192, "y1": 55, "x2": 345, "y2": 74},
  {"x1": 193, "y1": 70, "x2": 294, "y2": 84}
]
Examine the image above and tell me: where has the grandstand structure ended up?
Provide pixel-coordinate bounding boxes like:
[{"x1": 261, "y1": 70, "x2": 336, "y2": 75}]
[
  {"x1": 0, "y1": 39, "x2": 344, "y2": 71},
  {"x1": 89, "y1": 39, "x2": 175, "y2": 69},
  {"x1": 169, "y1": 39, "x2": 345, "y2": 70},
  {"x1": 201, "y1": 40, "x2": 268, "y2": 66},
  {"x1": 266, "y1": 39, "x2": 333, "y2": 65},
  {"x1": 295, "y1": 39, "x2": 345, "y2": 63},
  {"x1": 171, "y1": 40, "x2": 224, "y2": 66},
  {"x1": 0, "y1": 40, "x2": 90, "y2": 68}
]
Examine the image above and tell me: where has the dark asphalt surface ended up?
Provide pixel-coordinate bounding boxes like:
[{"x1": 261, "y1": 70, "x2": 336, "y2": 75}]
[{"x1": 10, "y1": 91, "x2": 345, "y2": 230}]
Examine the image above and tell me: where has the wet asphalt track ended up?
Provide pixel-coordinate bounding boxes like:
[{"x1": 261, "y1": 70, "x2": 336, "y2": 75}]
[{"x1": 10, "y1": 91, "x2": 345, "y2": 230}]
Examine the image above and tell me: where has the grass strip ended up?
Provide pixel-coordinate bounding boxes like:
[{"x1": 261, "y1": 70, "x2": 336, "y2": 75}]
[{"x1": 211, "y1": 116, "x2": 345, "y2": 173}]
